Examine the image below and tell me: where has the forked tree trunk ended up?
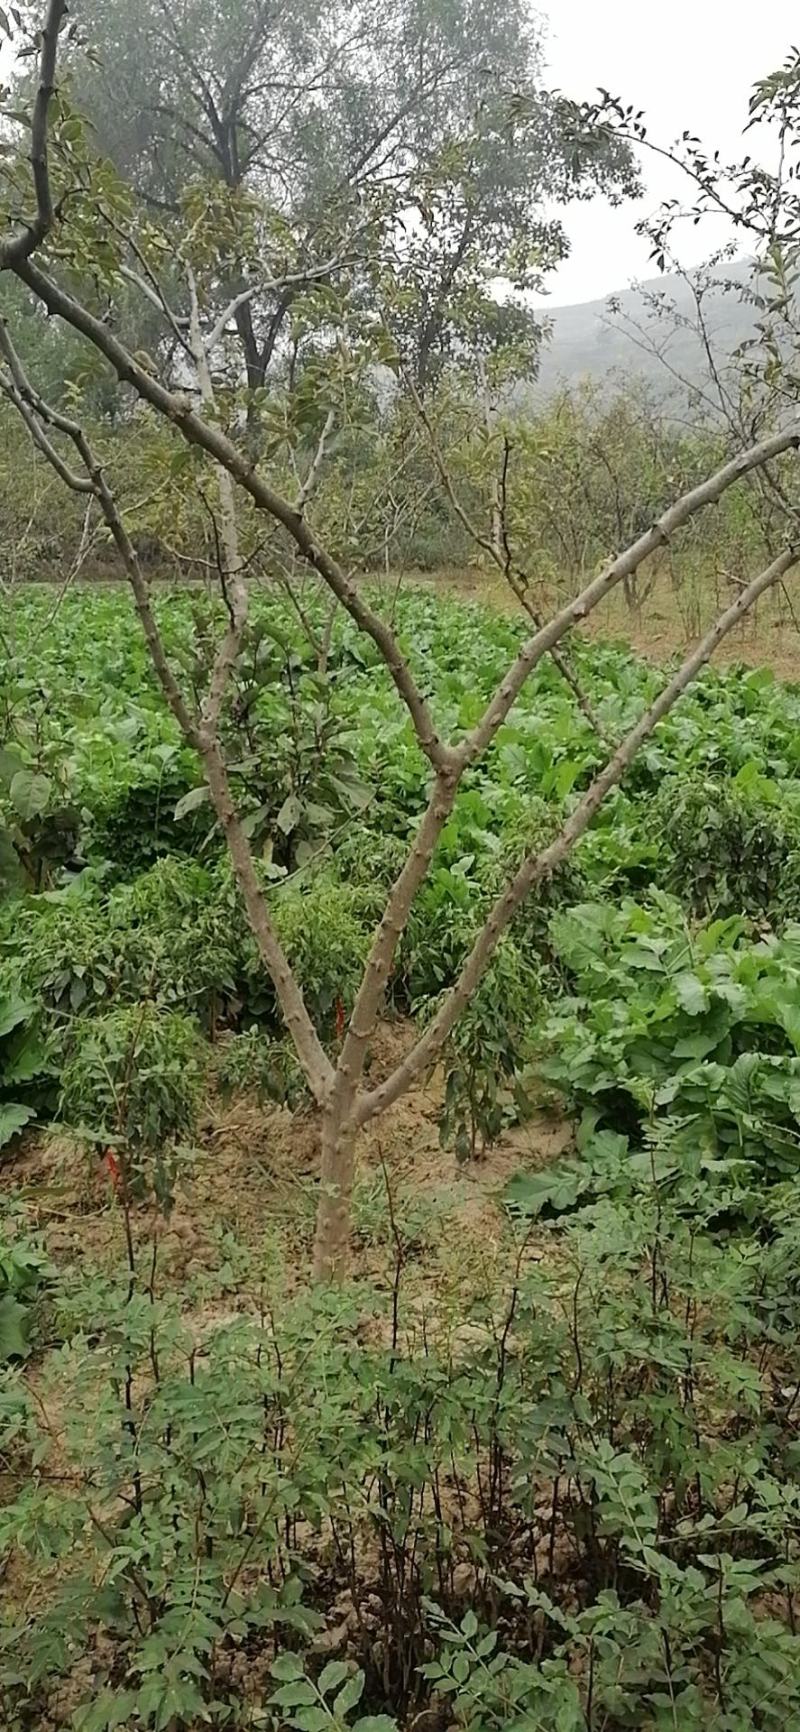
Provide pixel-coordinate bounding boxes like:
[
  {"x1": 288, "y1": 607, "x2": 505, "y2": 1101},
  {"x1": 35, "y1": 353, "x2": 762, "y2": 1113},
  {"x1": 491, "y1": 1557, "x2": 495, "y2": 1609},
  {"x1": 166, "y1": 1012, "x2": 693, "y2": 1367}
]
[
  {"x1": 312, "y1": 1089, "x2": 359, "y2": 1282},
  {"x1": 4, "y1": 4, "x2": 800, "y2": 1287}
]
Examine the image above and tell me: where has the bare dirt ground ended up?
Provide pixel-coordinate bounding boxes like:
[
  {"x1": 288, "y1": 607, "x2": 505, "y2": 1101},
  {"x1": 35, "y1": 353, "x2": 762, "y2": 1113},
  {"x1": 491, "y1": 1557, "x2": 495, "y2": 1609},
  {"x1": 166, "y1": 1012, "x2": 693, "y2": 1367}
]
[{"x1": 4, "y1": 1019, "x2": 572, "y2": 1301}]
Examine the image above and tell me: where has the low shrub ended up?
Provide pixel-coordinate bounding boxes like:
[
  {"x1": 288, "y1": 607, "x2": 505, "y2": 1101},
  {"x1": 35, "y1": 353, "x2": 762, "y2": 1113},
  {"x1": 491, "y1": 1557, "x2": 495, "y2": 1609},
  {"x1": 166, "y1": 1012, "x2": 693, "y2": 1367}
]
[
  {"x1": 60, "y1": 1004, "x2": 203, "y2": 1208},
  {"x1": 437, "y1": 933, "x2": 539, "y2": 1159},
  {"x1": 653, "y1": 768, "x2": 800, "y2": 920}
]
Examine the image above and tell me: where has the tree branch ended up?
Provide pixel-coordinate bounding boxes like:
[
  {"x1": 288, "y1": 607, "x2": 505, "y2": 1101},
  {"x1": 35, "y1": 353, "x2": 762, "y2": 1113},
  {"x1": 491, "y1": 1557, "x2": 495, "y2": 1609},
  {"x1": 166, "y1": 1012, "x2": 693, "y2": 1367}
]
[
  {"x1": 185, "y1": 263, "x2": 250, "y2": 734},
  {"x1": 455, "y1": 422, "x2": 800, "y2": 771},
  {"x1": 295, "y1": 409, "x2": 336, "y2": 513},
  {"x1": 11, "y1": 256, "x2": 453, "y2": 773},
  {"x1": 407, "y1": 366, "x2": 610, "y2": 742},
  {"x1": 357, "y1": 543, "x2": 799, "y2": 1122},
  {"x1": 0, "y1": 0, "x2": 66, "y2": 267}
]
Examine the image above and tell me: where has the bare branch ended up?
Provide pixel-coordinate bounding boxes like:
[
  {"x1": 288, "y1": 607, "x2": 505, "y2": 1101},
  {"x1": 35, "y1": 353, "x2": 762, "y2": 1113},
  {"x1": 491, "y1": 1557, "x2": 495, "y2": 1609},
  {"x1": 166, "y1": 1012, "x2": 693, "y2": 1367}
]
[
  {"x1": 406, "y1": 367, "x2": 610, "y2": 741},
  {"x1": 118, "y1": 262, "x2": 191, "y2": 352},
  {"x1": 0, "y1": 0, "x2": 66, "y2": 267},
  {"x1": 295, "y1": 409, "x2": 336, "y2": 513},
  {"x1": 202, "y1": 238, "x2": 375, "y2": 357},
  {"x1": 185, "y1": 263, "x2": 250, "y2": 735},
  {"x1": 456, "y1": 421, "x2": 800, "y2": 771},
  {"x1": 203, "y1": 285, "x2": 261, "y2": 355},
  {"x1": 0, "y1": 360, "x2": 92, "y2": 492}
]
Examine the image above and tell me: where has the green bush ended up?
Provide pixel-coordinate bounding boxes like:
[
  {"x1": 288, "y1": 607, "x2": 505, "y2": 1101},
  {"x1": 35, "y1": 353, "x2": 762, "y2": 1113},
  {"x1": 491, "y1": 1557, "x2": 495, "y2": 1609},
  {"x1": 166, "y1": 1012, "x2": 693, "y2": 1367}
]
[
  {"x1": 653, "y1": 769, "x2": 800, "y2": 920},
  {"x1": 4, "y1": 861, "x2": 243, "y2": 1032},
  {"x1": 6, "y1": 1172, "x2": 800, "y2": 1728},
  {"x1": 60, "y1": 1004, "x2": 203, "y2": 1208},
  {"x1": 438, "y1": 934, "x2": 540, "y2": 1159},
  {"x1": 0, "y1": 1227, "x2": 53, "y2": 1362},
  {"x1": 108, "y1": 858, "x2": 244, "y2": 1030},
  {"x1": 240, "y1": 875, "x2": 371, "y2": 1036},
  {"x1": 491, "y1": 797, "x2": 590, "y2": 970},
  {"x1": 89, "y1": 762, "x2": 213, "y2": 874},
  {"x1": 5, "y1": 891, "x2": 131, "y2": 1020},
  {"x1": 0, "y1": 985, "x2": 52, "y2": 1150},
  {"x1": 215, "y1": 1027, "x2": 310, "y2": 1111},
  {"x1": 539, "y1": 894, "x2": 800, "y2": 1192}
]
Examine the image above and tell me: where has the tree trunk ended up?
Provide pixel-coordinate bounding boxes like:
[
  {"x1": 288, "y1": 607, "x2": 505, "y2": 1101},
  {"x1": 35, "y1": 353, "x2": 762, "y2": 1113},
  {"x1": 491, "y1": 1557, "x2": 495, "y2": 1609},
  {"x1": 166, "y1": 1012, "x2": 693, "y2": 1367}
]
[{"x1": 312, "y1": 1100, "x2": 359, "y2": 1283}]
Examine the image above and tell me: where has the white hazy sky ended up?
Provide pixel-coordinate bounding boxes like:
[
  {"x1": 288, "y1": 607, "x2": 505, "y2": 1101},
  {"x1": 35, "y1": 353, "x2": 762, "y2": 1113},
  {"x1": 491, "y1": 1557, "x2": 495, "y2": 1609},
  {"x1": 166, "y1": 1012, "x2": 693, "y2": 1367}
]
[{"x1": 534, "y1": 0, "x2": 799, "y2": 307}]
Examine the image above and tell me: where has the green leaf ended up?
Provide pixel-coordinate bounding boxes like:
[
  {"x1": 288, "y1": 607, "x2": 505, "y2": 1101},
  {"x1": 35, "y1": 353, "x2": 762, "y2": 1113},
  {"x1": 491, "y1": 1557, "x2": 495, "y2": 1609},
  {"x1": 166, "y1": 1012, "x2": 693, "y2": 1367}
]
[
  {"x1": 2, "y1": 1031, "x2": 48, "y2": 1086},
  {"x1": 0, "y1": 1103, "x2": 33, "y2": 1149},
  {"x1": 674, "y1": 972, "x2": 708, "y2": 1015},
  {"x1": 10, "y1": 768, "x2": 51, "y2": 822},
  {"x1": 0, "y1": 992, "x2": 32, "y2": 1040},
  {"x1": 288, "y1": 1711, "x2": 331, "y2": 1732},
  {"x1": 174, "y1": 785, "x2": 210, "y2": 820},
  {"x1": 318, "y1": 1661, "x2": 351, "y2": 1697},
  {"x1": 272, "y1": 1654, "x2": 307, "y2": 1682},
  {"x1": 0, "y1": 1294, "x2": 31, "y2": 1360},
  {"x1": 270, "y1": 1681, "x2": 319, "y2": 1708},
  {"x1": 72, "y1": 1688, "x2": 139, "y2": 1731},
  {"x1": 504, "y1": 1165, "x2": 584, "y2": 1219},
  {"x1": 0, "y1": 745, "x2": 24, "y2": 786},
  {"x1": 277, "y1": 792, "x2": 303, "y2": 834},
  {"x1": 332, "y1": 1672, "x2": 364, "y2": 1717}
]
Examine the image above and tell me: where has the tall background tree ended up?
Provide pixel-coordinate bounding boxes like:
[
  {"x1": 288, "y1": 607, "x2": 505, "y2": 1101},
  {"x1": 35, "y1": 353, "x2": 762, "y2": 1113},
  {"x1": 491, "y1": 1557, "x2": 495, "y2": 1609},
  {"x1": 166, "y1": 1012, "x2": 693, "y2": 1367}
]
[{"x1": 12, "y1": 0, "x2": 635, "y2": 403}]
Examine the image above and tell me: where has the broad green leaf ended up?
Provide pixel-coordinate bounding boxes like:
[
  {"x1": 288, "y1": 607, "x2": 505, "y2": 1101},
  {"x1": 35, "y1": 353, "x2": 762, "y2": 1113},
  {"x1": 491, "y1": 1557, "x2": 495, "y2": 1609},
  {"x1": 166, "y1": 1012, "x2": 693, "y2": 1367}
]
[
  {"x1": 272, "y1": 1654, "x2": 307, "y2": 1682},
  {"x1": 9, "y1": 768, "x2": 51, "y2": 822},
  {"x1": 504, "y1": 1165, "x2": 584, "y2": 1219},
  {"x1": 318, "y1": 1661, "x2": 351, "y2": 1696},
  {"x1": 0, "y1": 1103, "x2": 33, "y2": 1149},
  {"x1": 174, "y1": 785, "x2": 210, "y2": 820},
  {"x1": 2, "y1": 1031, "x2": 48, "y2": 1086},
  {"x1": 276, "y1": 793, "x2": 303, "y2": 834},
  {"x1": 0, "y1": 745, "x2": 24, "y2": 786},
  {"x1": 0, "y1": 993, "x2": 32, "y2": 1040},
  {"x1": 72, "y1": 1688, "x2": 138, "y2": 1731},
  {"x1": 330, "y1": 1669, "x2": 365, "y2": 1711},
  {"x1": 674, "y1": 972, "x2": 708, "y2": 1015},
  {"x1": 0, "y1": 1294, "x2": 31, "y2": 1360},
  {"x1": 270, "y1": 1681, "x2": 318, "y2": 1708},
  {"x1": 332, "y1": 1671, "x2": 364, "y2": 1717}
]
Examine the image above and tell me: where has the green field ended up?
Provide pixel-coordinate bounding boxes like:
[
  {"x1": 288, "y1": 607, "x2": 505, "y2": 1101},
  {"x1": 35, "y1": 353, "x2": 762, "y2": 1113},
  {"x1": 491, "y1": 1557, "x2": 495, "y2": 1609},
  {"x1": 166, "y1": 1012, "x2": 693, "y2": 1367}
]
[{"x1": 5, "y1": 583, "x2": 800, "y2": 1727}]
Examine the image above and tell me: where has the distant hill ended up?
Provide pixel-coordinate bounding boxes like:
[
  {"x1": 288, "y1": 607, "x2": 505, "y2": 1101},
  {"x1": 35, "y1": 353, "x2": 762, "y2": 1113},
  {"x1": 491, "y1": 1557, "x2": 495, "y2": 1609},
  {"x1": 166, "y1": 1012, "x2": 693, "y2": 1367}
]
[{"x1": 533, "y1": 261, "x2": 760, "y2": 404}]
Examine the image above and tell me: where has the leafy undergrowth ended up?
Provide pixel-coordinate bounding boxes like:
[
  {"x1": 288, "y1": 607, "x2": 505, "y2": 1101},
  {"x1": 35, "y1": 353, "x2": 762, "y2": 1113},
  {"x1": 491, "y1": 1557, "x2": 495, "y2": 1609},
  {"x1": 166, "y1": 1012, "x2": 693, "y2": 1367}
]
[
  {"x1": 5, "y1": 584, "x2": 800, "y2": 1163},
  {"x1": 3, "y1": 1117, "x2": 800, "y2": 1732},
  {"x1": 4, "y1": 585, "x2": 800, "y2": 1727}
]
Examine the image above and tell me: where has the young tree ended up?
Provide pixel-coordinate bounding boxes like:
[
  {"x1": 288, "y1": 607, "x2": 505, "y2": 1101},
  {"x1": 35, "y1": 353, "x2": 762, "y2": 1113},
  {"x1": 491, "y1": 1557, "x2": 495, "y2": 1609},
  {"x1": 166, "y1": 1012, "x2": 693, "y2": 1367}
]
[{"x1": 3, "y1": 0, "x2": 800, "y2": 1279}]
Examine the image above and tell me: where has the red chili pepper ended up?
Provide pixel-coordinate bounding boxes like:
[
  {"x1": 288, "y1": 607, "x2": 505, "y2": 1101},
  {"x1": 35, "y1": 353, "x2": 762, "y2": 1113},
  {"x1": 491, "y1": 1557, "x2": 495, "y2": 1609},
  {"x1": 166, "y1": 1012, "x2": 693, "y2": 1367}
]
[
  {"x1": 335, "y1": 997, "x2": 346, "y2": 1039},
  {"x1": 105, "y1": 1148, "x2": 121, "y2": 1191}
]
